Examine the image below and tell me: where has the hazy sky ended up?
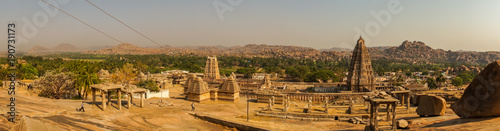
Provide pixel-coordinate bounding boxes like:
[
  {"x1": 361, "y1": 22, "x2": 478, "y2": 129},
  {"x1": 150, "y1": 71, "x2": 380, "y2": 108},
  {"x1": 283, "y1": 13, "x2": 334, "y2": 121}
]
[{"x1": 2, "y1": 0, "x2": 500, "y2": 51}]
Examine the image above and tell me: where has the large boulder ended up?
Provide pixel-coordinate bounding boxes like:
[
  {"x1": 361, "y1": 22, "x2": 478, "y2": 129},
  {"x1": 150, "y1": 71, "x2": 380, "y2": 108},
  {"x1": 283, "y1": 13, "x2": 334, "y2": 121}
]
[
  {"x1": 416, "y1": 95, "x2": 446, "y2": 116},
  {"x1": 452, "y1": 61, "x2": 500, "y2": 118}
]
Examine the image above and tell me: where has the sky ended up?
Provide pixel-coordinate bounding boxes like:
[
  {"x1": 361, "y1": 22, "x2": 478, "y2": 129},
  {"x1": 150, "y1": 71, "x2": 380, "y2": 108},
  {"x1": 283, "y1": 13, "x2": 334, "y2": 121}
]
[{"x1": 1, "y1": 0, "x2": 500, "y2": 51}]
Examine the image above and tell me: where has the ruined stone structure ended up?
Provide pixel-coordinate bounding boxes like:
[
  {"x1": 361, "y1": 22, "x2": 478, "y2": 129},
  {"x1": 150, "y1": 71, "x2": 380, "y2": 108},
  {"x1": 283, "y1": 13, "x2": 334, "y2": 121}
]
[
  {"x1": 347, "y1": 36, "x2": 375, "y2": 92},
  {"x1": 218, "y1": 76, "x2": 241, "y2": 102},
  {"x1": 204, "y1": 56, "x2": 220, "y2": 80},
  {"x1": 187, "y1": 77, "x2": 211, "y2": 102},
  {"x1": 183, "y1": 74, "x2": 197, "y2": 95},
  {"x1": 97, "y1": 69, "x2": 110, "y2": 79},
  {"x1": 261, "y1": 74, "x2": 272, "y2": 89}
]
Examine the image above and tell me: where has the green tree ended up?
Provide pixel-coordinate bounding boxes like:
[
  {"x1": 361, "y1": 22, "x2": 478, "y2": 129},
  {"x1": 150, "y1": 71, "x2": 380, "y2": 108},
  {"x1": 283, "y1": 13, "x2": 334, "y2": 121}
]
[
  {"x1": 111, "y1": 63, "x2": 138, "y2": 84},
  {"x1": 76, "y1": 65, "x2": 100, "y2": 99},
  {"x1": 296, "y1": 66, "x2": 311, "y2": 81},
  {"x1": 285, "y1": 67, "x2": 300, "y2": 81},
  {"x1": 426, "y1": 77, "x2": 438, "y2": 89},
  {"x1": 310, "y1": 70, "x2": 339, "y2": 82},
  {"x1": 136, "y1": 79, "x2": 159, "y2": 92},
  {"x1": 422, "y1": 70, "x2": 429, "y2": 75},
  {"x1": 458, "y1": 72, "x2": 473, "y2": 84},
  {"x1": 20, "y1": 64, "x2": 39, "y2": 79},
  {"x1": 451, "y1": 77, "x2": 464, "y2": 87},
  {"x1": 236, "y1": 67, "x2": 256, "y2": 78},
  {"x1": 436, "y1": 75, "x2": 446, "y2": 87}
]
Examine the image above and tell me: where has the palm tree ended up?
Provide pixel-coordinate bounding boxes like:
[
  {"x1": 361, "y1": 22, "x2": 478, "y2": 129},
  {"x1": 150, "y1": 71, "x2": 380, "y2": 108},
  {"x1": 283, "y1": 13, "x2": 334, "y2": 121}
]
[{"x1": 76, "y1": 64, "x2": 100, "y2": 99}]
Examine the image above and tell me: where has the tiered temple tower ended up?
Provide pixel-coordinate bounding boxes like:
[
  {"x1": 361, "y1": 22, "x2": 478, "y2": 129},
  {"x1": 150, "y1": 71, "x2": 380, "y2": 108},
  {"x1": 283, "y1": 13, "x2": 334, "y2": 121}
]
[
  {"x1": 347, "y1": 36, "x2": 375, "y2": 92},
  {"x1": 187, "y1": 77, "x2": 211, "y2": 102},
  {"x1": 204, "y1": 56, "x2": 220, "y2": 80},
  {"x1": 218, "y1": 76, "x2": 241, "y2": 102}
]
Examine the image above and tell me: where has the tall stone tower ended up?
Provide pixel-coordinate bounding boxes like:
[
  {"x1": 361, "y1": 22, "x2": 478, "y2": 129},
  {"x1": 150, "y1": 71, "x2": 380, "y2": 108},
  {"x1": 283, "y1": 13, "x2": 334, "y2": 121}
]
[
  {"x1": 347, "y1": 36, "x2": 375, "y2": 92},
  {"x1": 204, "y1": 56, "x2": 220, "y2": 80}
]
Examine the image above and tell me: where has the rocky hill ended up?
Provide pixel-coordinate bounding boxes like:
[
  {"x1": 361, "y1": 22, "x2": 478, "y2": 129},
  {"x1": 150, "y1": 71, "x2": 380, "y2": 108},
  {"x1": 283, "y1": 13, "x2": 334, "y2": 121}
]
[
  {"x1": 380, "y1": 40, "x2": 447, "y2": 62},
  {"x1": 26, "y1": 44, "x2": 86, "y2": 54},
  {"x1": 373, "y1": 41, "x2": 500, "y2": 64},
  {"x1": 87, "y1": 43, "x2": 161, "y2": 55},
  {"x1": 26, "y1": 45, "x2": 51, "y2": 54},
  {"x1": 64, "y1": 41, "x2": 500, "y2": 64}
]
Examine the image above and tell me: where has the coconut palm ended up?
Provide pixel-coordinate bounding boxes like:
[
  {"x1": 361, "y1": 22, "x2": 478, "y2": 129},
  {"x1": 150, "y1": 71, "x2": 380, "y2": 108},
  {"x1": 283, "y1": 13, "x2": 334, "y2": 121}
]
[{"x1": 76, "y1": 64, "x2": 100, "y2": 99}]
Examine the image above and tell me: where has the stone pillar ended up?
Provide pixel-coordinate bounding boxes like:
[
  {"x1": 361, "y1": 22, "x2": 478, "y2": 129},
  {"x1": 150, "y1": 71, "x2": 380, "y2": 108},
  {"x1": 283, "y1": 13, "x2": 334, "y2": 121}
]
[
  {"x1": 406, "y1": 94, "x2": 410, "y2": 110},
  {"x1": 374, "y1": 103, "x2": 378, "y2": 130},
  {"x1": 92, "y1": 89, "x2": 96, "y2": 105},
  {"x1": 307, "y1": 97, "x2": 312, "y2": 113},
  {"x1": 283, "y1": 95, "x2": 286, "y2": 106},
  {"x1": 284, "y1": 96, "x2": 290, "y2": 112},
  {"x1": 102, "y1": 91, "x2": 106, "y2": 111},
  {"x1": 140, "y1": 93, "x2": 144, "y2": 108},
  {"x1": 107, "y1": 91, "x2": 111, "y2": 106},
  {"x1": 386, "y1": 104, "x2": 390, "y2": 121},
  {"x1": 268, "y1": 99, "x2": 273, "y2": 111},
  {"x1": 118, "y1": 90, "x2": 122, "y2": 110},
  {"x1": 349, "y1": 98, "x2": 354, "y2": 114},
  {"x1": 392, "y1": 103, "x2": 397, "y2": 130},
  {"x1": 369, "y1": 102, "x2": 374, "y2": 128},
  {"x1": 271, "y1": 96, "x2": 275, "y2": 106},
  {"x1": 401, "y1": 94, "x2": 405, "y2": 107},
  {"x1": 127, "y1": 93, "x2": 131, "y2": 109},
  {"x1": 325, "y1": 97, "x2": 329, "y2": 114}
]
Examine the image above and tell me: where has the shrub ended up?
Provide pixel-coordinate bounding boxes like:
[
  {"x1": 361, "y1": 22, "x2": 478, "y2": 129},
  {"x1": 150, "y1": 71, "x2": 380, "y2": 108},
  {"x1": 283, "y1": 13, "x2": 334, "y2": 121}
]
[
  {"x1": 33, "y1": 70, "x2": 77, "y2": 99},
  {"x1": 136, "y1": 79, "x2": 159, "y2": 92}
]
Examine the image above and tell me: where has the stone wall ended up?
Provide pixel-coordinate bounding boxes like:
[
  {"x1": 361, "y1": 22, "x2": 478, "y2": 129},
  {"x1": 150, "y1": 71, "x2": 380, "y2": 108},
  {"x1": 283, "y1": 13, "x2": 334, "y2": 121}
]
[
  {"x1": 257, "y1": 94, "x2": 284, "y2": 104},
  {"x1": 257, "y1": 92, "x2": 372, "y2": 103},
  {"x1": 187, "y1": 92, "x2": 210, "y2": 103},
  {"x1": 218, "y1": 92, "x2": 240, "y2": 102}
]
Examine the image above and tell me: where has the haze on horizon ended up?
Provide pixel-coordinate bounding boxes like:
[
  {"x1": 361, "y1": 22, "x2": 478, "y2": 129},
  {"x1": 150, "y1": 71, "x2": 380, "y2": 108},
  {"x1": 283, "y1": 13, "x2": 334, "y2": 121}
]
[{"x1": 1, "y1": 0, "x2": 500, "y2": 52}]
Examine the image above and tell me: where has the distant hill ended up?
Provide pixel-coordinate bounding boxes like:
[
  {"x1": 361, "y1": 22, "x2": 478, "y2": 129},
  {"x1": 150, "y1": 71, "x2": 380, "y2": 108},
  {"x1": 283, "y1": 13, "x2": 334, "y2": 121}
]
[
  {"x1": 86, "y1": 43, "x2": 161, "y2": 55},
  {"x1": 320, "y1": 47, "x2": 352, "y2": 52},
  {"x1": 52, "y1": 43, "x2": 84, "y2": 52},
  {"x1": 26, "y1": 43, "x2": 86, "y2": 54},
  {"x1": 26, "y1": 45, "x2": 51, "y2": 54},
  {"x1": 27, "y1": 41, "x2": 500, "y2": 65}
]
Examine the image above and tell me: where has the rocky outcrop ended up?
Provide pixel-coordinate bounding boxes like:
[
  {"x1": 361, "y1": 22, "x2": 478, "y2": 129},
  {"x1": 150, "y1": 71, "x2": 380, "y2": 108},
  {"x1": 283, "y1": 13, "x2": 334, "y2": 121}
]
[
  {"x1": 416, "y1": 95, "x2": 446, "y2": 116},
  {"x1": 87, "y1": 43, "x2": 161, "y2": 55},
  {"x1": 40, "y1": 41, "x2": 500, "y2": 65},
  {"x1": 452, "y1": 61, "x2": 500, "y2": 118}
]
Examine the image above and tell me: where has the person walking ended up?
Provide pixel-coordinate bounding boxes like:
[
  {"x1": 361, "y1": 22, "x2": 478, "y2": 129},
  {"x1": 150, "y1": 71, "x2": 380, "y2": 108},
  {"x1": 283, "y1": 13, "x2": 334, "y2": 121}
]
[
  {"x1": 191, "y1": 102, "x2": 195, "y2": 111},
  {"x1": 79, "y1": 101, "x2": 85, "y2": 112}
]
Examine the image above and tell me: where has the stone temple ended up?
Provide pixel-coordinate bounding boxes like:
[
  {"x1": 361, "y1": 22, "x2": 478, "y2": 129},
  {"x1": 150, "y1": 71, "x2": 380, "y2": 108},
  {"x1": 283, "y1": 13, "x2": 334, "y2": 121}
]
[
  {"x1": 218, "y1": 75, "x2": 240, "y2": 102},
  {"x1": 347, "y1": 36, "x2": 375, "y2": 92},
  {"x1": 184, "y1": 74, "x2": 197, "y2": 95},
  {"x1": 187, "y1": 77, "x2": 211, "y2": 102},
  {"x1": 204, "y1": 56, "x2": 221, "y2": 80}
]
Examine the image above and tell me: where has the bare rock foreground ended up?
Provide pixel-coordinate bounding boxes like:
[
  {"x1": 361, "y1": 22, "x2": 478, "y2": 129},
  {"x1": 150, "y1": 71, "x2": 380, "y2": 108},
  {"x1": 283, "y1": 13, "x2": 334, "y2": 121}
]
[{"x1": 452, "y1": 60, "x2": 500, "y2": 118}]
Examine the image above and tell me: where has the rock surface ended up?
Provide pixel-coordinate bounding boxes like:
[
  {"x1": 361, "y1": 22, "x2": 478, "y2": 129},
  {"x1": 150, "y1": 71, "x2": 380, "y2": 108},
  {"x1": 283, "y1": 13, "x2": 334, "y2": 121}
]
[
  {"x1": 416, "y1": 95, "x2": 446, "y2": 116},
  {"x1": 452, "y1": 61, "x2": 500, "y2": 118}
]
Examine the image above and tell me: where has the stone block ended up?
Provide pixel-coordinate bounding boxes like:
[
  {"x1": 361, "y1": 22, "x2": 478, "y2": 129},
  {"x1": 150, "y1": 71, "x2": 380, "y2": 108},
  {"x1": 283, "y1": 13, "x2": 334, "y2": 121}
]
[{"x1": 416, "y1": 95, "x2": 446, "y2": 116}]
